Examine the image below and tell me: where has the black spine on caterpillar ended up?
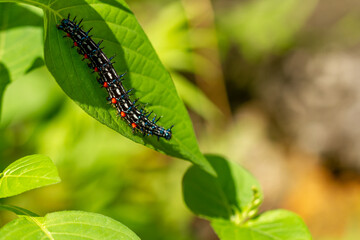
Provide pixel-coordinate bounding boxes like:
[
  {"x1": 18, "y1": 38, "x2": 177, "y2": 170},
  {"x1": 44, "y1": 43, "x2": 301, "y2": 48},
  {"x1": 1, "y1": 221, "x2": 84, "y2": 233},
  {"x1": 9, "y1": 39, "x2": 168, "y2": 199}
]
[{"x1": 57, "y1": 15, "x2": 173, "y2": 140}]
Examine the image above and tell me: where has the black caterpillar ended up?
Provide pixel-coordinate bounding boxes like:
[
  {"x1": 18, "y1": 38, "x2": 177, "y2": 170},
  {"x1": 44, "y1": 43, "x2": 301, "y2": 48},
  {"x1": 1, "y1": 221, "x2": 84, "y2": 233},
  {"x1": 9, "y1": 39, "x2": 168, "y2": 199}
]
[{"x1": 57, "y1": 15, "x2": 173, "y2": 140}]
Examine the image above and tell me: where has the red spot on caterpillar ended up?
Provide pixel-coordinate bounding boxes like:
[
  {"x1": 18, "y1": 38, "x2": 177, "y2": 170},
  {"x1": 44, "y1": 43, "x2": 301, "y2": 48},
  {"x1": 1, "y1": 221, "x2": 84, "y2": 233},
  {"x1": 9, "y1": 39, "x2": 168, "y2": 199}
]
[
  {"x1": 74, "y1": 42, "x2": 78, "y2": 47},
  {"x1": 103, "y1": 82, "x2": 108, "y2": 88},
  {"x1": 111, "y1": 98, "x2": 117, "y2": 104},
  {"x1": 120, "y1": 111, "x2": 126, "y2": 117},
  {"x1": 84, "y1": 54, "x2": 88, "y2": 59},
  {"x1": 94, "y1": 67, "x2": 99, "y2": 72},
  {"x1": 131, "y1": 123, "x2": 137, "y2": 128},
  {"x1": 66, "y1": 33, "x2": 71, "y2": 37}
]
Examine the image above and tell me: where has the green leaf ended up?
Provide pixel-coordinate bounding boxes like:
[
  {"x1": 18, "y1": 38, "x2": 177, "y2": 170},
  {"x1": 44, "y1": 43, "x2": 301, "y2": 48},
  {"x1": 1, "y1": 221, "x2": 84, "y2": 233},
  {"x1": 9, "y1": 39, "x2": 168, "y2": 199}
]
[
  {"x1": 211, "y1": 210, "x2": 312, "y2": 240},
  {"x1": 172, "y1": 72, "x2": 222, "y2": 121},
  {"x1": 0, "y1": 0, "x2": 212, "y2": 173},
  {"x1": 0, "y1": 204, "x2": 39, "y2": 217},
  {"x1": 182, "y1": 154, "x2": 262, "y2": 221},
  {"x1": 0, "y1": 62, "x2": 10, "y2": 120},
  {"x1": 25, "y1": 57, "x2": 45, "y2": 74},
  {"x1": 0, "y1": 210, "x2": 141, "y2": 240},
  {"x1": 0, "y1": 154, "x2": 61, "y2": 198},
  {"x1": 220, "y1": 0, "x2": 317, "y2": 60},
  {"x1": 0, "y1": 3, "x2": 43, "y2": 81}
]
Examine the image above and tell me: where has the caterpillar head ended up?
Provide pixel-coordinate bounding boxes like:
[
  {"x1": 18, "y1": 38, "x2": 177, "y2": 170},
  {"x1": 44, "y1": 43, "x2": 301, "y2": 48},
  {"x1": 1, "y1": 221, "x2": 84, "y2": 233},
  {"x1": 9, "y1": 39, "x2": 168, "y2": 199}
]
[{"x1": 57, "y1": 18, "x2": 76, "y2": 33}]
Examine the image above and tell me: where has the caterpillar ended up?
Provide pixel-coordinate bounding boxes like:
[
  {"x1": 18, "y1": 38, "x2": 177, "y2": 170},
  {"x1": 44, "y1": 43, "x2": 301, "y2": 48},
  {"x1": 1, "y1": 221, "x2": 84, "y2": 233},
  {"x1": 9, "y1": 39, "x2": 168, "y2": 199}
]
[{"x1": 57, "y1": 15, "x2": 173, "y2": 140}]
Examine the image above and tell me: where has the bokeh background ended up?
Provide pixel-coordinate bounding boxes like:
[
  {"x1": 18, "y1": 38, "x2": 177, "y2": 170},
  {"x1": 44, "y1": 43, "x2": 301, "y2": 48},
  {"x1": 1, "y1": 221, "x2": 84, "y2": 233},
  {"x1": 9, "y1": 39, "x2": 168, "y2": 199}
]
[{"x1": 1, "y1": 0, "x2": 360, "y2": 239}]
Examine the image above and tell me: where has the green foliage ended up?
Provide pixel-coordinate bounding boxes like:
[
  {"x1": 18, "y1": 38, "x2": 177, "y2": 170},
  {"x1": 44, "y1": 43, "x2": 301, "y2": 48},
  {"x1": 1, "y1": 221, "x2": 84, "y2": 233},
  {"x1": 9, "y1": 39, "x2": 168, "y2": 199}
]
[
  {"x1": 0, "y1": 3, "x2": 43, "y2": 81},
  {"x1": 25, "y1": 57, "x2": 45, "y2": 74},
  {"x1": 0, "y1": 0, "x2": 212, "y2": 173},
  {"x1": 220, "y1": 0, "x2": 317, "y2": 60},
  {"x1": 0, "y1": 154, "x2": 60, "y2": 198},
  {"x1": 46, "y1": 0, "x2": 210, "y2": 171},
  {"x1": 144, "y1": 2, "x2": 222, "y2": 121},
  {"x1": 0, "y1": 63, "x2": 10, "y2": 120},
  {"x1": 0, "y1": 155, "x2": 140, "y2": 240},
  {"x1": 212, "y1": 210, "x2": 312, "y2": 240},
  {"x1": 0, "y1": 205, "x2": 38, "y2": 217},
  {"x1": 0, "y1": 211, "x2": 140, "y2": 240},
  {"x1": 0, "y1": 1, "x2": 313, "y2": 240},
  {"x1": 172, "y1": 73, "x2": 221, "y2": 121},
  {"x1": 183, "y1": 155, "x2": 312, "y2": 240},
  {"x1": 183, "y1": 154, "x2": 262, "y2": 220}
]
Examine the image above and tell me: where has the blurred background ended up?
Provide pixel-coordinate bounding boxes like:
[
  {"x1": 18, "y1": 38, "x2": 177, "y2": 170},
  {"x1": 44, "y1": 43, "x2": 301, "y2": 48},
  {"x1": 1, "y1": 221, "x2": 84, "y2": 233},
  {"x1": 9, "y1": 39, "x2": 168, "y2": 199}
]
[{"x1": 1, "y1": 0, "x2": 360, "y2": 239}]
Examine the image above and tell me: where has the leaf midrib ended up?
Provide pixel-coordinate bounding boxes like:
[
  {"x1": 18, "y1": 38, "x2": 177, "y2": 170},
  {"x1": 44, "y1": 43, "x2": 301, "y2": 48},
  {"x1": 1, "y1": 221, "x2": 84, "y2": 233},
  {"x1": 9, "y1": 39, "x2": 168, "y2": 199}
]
[{"x1": 26, "y1": 216, "x2": 55, "y2": 240}]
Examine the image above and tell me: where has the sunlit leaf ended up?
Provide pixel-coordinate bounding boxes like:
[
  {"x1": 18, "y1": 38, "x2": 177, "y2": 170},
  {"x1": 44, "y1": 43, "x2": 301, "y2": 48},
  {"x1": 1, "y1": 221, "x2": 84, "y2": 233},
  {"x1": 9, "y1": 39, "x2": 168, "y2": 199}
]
[
  {"x1": 212, "y1": 210, "x2": 312, "y2": 240},
  {"x1": 0, "y1": 211, "x2": 140, "y2": 240},
  {"x1": 0, "y1": 0, "x2": 213, "y2": 173},
  {"x1": 0, "y1": 154, "x2": 60, "y2": 198},
  {"x1": 0, "y1": 3, "x2": 43, "y2": 81},
  {"x1": 0, "y1": 65, "x2": 60, "y2": 125}
]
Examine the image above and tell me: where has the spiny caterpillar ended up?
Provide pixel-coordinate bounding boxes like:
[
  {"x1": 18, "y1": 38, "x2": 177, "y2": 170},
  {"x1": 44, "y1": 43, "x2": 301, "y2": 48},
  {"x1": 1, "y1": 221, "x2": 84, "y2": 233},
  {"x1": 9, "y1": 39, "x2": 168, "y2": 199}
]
[{"x1": 57, "y1": 15, "x2": 173, "y2": 140}]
